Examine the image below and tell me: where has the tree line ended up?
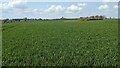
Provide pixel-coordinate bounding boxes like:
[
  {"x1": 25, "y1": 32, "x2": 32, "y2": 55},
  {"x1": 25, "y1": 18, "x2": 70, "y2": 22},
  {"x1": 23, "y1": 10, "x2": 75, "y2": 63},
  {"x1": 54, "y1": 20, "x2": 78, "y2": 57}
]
[
  {"x1": 2, "y1": 15, "x2": 108, "y2": 23},
  {"x1": 2, "y1": 17, "x2": 43, "y2": 23},
  {"x1": 79, "y1": 15, "x2": 107, "y2": 20},
  {"x1": 60, "y1": 15, "x2": 107, "y2": 20}
]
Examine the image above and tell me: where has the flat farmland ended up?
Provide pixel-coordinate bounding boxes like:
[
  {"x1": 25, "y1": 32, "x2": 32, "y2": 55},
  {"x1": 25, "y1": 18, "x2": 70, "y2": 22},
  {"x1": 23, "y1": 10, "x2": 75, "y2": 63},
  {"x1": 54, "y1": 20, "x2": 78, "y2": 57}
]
[{"x1": 2, "y1": 19, "x2": 119, "y2": 66}]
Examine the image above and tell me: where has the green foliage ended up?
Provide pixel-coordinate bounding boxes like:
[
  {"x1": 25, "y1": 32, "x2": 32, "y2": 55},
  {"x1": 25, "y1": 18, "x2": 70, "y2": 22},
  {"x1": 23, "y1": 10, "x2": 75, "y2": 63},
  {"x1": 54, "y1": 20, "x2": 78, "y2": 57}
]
[
  {"x1": 0, "y1": 21, "x2": 2, "y2": 67},
  {"x1": 2, "y1": 19, "x2": 119, "y2": 66}
]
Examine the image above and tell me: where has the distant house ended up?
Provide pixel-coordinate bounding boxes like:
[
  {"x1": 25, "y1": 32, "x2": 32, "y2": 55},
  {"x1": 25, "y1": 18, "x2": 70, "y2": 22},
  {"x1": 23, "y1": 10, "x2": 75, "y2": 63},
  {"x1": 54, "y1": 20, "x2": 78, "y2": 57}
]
[
  {"x1": 79, "y1": 15, "x2": 106, "y2": 20},
  {"x1": 61, "y1": 17, "x2": 66, "y2": 20}
]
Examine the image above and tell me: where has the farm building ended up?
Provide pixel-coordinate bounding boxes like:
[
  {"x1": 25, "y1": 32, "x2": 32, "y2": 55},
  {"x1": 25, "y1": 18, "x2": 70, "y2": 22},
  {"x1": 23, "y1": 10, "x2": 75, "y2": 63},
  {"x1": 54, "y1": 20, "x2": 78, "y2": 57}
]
[{"x1": 79, "y1": 15, "x2": 106, "y2": 20}]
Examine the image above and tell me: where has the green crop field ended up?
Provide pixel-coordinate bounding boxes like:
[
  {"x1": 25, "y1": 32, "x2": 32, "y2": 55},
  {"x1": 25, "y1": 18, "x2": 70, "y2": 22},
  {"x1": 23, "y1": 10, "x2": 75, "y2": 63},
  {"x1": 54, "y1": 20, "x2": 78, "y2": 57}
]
[{"x1": 2, "y1": 19, "x2": 119, "y2": 66}]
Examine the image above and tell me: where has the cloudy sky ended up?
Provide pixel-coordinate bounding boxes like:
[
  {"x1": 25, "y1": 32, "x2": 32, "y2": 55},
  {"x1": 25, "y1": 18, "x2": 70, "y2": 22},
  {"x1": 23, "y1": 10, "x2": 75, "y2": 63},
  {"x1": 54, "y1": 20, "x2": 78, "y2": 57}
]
[{"x1": 0, "y1": 0, "x2": 120, "y2": 19}]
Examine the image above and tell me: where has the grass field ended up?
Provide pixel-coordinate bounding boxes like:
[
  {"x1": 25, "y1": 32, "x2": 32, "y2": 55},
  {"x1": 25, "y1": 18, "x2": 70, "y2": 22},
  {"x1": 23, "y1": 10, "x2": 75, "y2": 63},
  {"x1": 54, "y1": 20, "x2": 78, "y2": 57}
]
[{"x1": 2, "y1": 19, "x2": 119, "y2": 66}]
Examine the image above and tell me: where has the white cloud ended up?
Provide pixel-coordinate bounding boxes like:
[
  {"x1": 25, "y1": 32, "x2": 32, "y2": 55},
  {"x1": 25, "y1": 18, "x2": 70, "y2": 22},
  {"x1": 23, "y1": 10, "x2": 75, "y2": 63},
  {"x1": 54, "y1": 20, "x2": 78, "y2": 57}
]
[
  {"x1": 47, "y1": 5, "x2": 55, "y2": 12},
  {"x1": 0, "y1": 0, "x2": 27, "y2": 10},
  {"x1": 10, "y1": 0, "x2": 27, "y2": 9},
  {"x1": 113, "y1": 5, "x2": 120, "y2": 9},
  {"x1": 78, "y1": 3, "x2": 87, "y2": 6},
  {"x1": 55, "y1": 5, "x2": 66, "y2": 11},
  {"x1": 23, "y1": 5, "x2": 66, "y2": 15},
  {"x1": 20, "y1": 4, "x2": 83, "y2": 18},
  {"x1": 0, "y1": 3, "x2": 3, "y2": 9},
  {"x1": 67, "y1": 5, "x2": 82, "y2": 12},
  {"x1": 47, "y1": 5, "x2": 65, "y2": 12},
  {"x1": 98, "y1": 4, "x2": 109, "y2": 10},
  {"x1": 26, "y1": 4, "x2": 83, "y2": 15},
  {"x1": 102, "y1": 0, "x2": 110, "y2": 2},
  {"x1": 32, "y1": 9, "x2": 45, "y2": 14},
  {"x1": 0, "y1": 3, "x2": 9, "y2": 9},
  {"x1": 33, "y1": 9, "x2": 42, "y2": 12}
]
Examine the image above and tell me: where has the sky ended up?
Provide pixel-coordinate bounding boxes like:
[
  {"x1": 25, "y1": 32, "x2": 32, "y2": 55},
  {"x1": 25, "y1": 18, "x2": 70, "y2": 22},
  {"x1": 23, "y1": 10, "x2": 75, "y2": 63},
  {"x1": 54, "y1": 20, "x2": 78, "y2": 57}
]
[
  {"x1": 1, "y1": 0, "x2": 120, "y2": 2},
  {"x1": 0, "y1": 0, "x2": 120, "y2": 19}
]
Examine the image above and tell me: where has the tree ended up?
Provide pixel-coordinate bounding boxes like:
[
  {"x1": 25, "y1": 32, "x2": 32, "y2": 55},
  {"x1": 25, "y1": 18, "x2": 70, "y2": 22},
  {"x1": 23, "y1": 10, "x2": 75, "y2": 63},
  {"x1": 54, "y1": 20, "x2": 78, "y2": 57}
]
[
  {"x1": 90, "y1": 16, "x2": 95, "y2": 20},
  {"x1": 109, "y1": 17, "x2": 112, "y2": 19},
  {"x1": 95, "y1": 15, "x2": 99, "y2": 20},
  {"x1": 23, "y1": 17, "x2": 27, "y2": 21},
  {"x1": 61, "y1": 17, "x2": 65, "y2": 20},
  {"x1": 3, "y1": 19, "x2": 9, "y2": 23},
  {"x1": 38, "y1": 18, "x2": 42, "y2": 20}
]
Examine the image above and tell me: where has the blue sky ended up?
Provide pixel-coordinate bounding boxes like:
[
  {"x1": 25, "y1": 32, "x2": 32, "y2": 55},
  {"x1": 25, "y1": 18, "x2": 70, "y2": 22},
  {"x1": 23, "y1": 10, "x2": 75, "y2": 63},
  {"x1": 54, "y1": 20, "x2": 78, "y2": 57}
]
[
  {"x1": 1, "y1": 0, "x2": 119, "y2": 2},
  {"x1": 0, "y1": 0, "x2": 119, "y2": 19}
]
